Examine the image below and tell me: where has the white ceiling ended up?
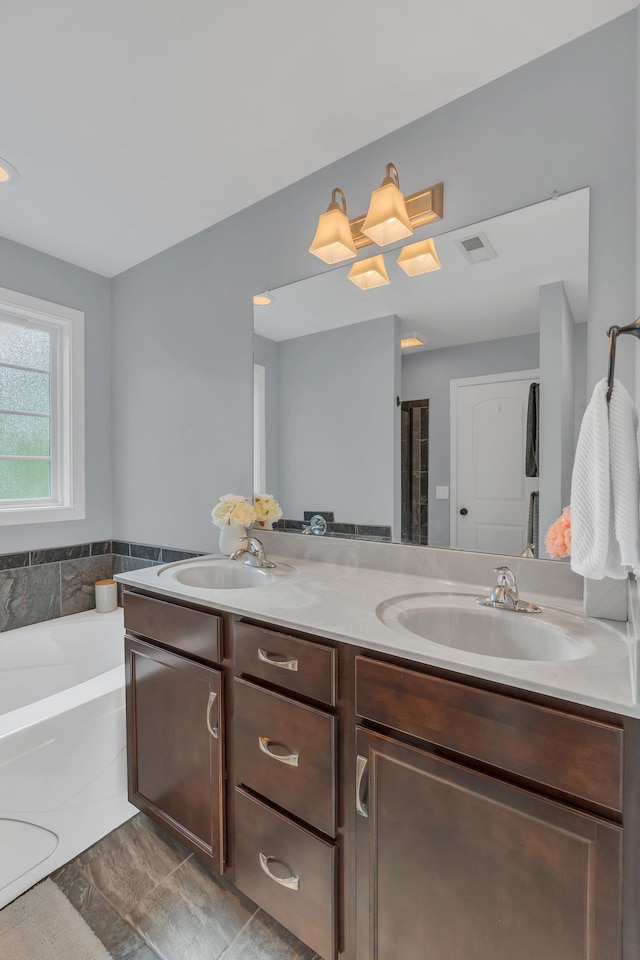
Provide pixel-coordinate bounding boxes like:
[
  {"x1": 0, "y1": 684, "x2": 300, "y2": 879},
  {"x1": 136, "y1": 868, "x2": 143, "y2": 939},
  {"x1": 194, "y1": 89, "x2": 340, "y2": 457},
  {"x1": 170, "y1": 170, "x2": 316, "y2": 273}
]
[
  {"x1": 254, "y1": 189, "x2": 590, "y2": 351},
  {"x1": 0, "y1": 0, "x2": 633, "y2": 277}
]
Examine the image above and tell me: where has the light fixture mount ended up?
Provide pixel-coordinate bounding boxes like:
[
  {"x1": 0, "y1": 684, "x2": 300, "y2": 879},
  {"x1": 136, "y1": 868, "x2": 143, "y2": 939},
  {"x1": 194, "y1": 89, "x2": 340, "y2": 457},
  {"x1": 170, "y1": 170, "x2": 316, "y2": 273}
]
[{"x1": 0, "y1": 156, "x2": 20, "y2": 184}]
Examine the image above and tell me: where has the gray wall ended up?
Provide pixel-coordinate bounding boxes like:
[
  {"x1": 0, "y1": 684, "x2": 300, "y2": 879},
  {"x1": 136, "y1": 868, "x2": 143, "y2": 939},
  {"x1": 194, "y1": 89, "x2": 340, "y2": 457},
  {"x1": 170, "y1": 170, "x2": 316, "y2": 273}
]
[
  {"x1": 110, "y1": 14, "x2": 637, "y2": 554},
  {"x1": 260, "y1": 316, "x2": 398, "y2": 528},
  {"x1": 1, "y1": 15, "x2": 635, "y2": 556},
  {"x1": 0, "y1": 237, "x2": 112, "y2": 554},
  {"x1": 402, "y1": 333, "x2": 540, "y2": 547},
  {"x1": 253, "y1": 334, "x2": 280, "y2": 496}
]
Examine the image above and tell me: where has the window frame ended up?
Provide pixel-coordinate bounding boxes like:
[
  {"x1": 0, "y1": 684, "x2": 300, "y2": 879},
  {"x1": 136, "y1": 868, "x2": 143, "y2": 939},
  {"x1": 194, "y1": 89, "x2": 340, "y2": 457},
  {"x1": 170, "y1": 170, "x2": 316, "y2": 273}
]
[{"x1": 0, "y1": 286, "x2": 85, "y2": 526}]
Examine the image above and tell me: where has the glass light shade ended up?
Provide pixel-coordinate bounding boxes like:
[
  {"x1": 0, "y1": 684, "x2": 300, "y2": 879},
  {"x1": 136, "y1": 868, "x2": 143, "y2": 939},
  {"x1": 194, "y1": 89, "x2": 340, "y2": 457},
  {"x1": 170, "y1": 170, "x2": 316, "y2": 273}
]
[
  {"x1": 361, "y1": 181, "x2": 413, "y2": 246},
  {"x1": 400, "y1": 336, "x2": 425, "y2": 349},
  {"x1": 309, "y1": 206, "x2": 357, "y2": 264},
  {"x1": 347, "y1": 255, "x2": 390, "y2": 290},
  {"x1": 397, "y1": 238, "x2": 441, "y2": 277}
]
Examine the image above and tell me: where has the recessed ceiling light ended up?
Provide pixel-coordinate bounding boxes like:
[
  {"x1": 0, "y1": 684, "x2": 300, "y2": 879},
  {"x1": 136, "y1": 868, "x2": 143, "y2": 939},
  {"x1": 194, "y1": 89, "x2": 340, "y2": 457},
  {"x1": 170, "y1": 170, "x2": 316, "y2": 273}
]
[{"x1": 0, "y1": 157, "x2": 20, "y2": 184}]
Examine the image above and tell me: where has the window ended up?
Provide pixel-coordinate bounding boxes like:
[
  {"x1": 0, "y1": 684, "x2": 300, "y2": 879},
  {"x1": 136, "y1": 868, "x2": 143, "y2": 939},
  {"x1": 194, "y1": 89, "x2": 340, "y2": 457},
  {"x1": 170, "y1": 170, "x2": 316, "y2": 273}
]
[{"x1": 0, "y1": 287, "x2": 84, "y2": 525}]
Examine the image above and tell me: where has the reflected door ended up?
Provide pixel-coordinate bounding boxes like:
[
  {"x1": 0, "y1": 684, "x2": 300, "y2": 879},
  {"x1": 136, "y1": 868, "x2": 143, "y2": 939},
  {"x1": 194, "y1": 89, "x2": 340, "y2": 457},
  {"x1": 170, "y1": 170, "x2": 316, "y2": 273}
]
[{"x1": 451, "y1": 372, "x2": 539, "y2": 554}]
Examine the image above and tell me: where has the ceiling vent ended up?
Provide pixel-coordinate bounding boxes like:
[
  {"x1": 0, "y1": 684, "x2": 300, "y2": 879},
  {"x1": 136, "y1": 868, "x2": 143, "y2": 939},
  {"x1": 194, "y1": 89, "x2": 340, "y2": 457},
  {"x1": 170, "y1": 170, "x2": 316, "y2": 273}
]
[{"x1": 454, "y1": 231, "x2": 497, "y2": 264}]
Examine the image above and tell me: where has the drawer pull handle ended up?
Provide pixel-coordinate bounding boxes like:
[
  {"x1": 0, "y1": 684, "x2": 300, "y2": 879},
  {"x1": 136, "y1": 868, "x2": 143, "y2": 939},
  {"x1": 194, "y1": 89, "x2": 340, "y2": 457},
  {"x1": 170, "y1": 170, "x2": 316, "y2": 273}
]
[
  {"x1": 206, "y1": 691, "x2": 219, "y2": 740},
  {"x1": 356, "y1": 754, "x2": 368, "y2": 818},
  {"x1": 258, "y1": 736, "x2": 299, "y2": 766},
  {"x1": 259, "y1": 853, "x2": 299, "y2": 891},
  {"x1": 258, "y1": 648, "x2": 299, "y2": 672}
]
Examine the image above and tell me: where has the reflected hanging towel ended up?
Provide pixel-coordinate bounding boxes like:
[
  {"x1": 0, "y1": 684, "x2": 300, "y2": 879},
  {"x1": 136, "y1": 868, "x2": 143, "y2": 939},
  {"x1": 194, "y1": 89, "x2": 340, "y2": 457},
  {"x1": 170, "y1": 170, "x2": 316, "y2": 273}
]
[
  {"x1": 525, "y1": 382, "x2": 539, "y2": 478},
  {"x1": 570, "y1": 378, "x2": 640, "y2": 579}
]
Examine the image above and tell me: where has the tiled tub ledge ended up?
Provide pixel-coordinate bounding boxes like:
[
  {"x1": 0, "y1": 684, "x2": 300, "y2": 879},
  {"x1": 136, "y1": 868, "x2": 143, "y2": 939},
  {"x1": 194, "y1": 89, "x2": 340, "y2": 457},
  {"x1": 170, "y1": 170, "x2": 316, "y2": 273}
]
[{"x1": 0, "y1": 540, "x2": 206, "y2": 632}]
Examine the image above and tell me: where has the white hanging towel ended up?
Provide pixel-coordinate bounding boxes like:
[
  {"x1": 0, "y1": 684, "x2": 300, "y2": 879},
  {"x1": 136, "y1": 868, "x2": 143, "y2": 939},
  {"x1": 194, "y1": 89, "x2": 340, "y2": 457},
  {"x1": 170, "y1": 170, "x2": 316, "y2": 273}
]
[{"x1": 570, "y1": 378, "x2": 640, "y2": 579}]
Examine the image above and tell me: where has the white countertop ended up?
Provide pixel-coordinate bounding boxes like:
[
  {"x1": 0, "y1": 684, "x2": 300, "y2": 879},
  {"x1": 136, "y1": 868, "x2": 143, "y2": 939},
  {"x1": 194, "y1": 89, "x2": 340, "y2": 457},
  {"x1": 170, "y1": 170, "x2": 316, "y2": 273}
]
[{"x1": 115, "y1": 553, "x2": 639, "y2": 718}]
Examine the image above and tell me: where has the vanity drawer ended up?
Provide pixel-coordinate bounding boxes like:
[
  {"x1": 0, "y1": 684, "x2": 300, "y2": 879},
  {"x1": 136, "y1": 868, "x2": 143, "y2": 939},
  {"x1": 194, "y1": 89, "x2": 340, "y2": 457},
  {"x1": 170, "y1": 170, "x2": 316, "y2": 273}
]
[
  {"x1": 124, "y1": 591, "x2": 221, "y2": 666},
  {"x1": 355, "y1": 656, "x2": 623, "y2": 813},
  {"x1": 233, "y1": 620, "x2": 336, "y2": 705},
  {"x1": 234, "y1": 678, "x2": 337, "y2": 836},
  {"x1": 234, "y1": 787, "x2": 336, "y2": 960}
]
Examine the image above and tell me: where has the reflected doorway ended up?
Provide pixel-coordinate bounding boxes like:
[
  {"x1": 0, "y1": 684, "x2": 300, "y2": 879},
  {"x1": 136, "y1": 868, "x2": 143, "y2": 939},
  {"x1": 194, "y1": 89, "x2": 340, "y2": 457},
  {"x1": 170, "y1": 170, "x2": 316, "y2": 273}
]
[{"x1": 401, "y1": 399, "x2": 429, "y2": 545}]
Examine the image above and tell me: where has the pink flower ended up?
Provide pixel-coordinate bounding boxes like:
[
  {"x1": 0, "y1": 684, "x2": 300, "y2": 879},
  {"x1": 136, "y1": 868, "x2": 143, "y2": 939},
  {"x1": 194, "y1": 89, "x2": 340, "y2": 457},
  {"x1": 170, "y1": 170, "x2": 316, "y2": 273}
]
[{"x1": 545, "y1": 506, "x2": 571, "y2": 558}]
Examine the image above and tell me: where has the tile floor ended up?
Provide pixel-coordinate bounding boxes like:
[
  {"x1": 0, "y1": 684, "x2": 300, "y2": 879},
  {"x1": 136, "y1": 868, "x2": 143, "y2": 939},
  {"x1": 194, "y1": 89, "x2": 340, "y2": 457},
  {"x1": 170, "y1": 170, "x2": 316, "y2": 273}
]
[{"x1": 49, "y1": 813, "x2": 320, "y2": 960}]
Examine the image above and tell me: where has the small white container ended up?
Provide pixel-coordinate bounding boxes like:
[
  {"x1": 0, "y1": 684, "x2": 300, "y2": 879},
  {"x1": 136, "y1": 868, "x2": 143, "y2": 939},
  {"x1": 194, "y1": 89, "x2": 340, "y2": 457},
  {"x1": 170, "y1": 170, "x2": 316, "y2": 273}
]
[{"x1": 95, "y1": 578, "x2": 118, "y2": 613}]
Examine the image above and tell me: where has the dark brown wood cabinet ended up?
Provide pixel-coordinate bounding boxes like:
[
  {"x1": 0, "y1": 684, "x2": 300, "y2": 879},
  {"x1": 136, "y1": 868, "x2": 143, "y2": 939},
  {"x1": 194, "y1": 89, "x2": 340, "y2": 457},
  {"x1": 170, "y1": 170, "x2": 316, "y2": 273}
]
[
  {"x1": 124, "y1": 594, "x2": 226, "y2": 871},
  {"x1": 354, "y1": 727, "x2": 622, "y2": 960},
  {"x1": 122, "y1": 587, "x2": 636, "y2": 960}
]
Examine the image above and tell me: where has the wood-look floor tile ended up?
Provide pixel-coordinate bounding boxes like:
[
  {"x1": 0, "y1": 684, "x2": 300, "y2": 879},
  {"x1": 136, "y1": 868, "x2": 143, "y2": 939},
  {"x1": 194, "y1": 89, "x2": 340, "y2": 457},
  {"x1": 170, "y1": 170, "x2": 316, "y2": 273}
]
[
  {"x1": 221, "y1": 909, "x2": 317, "y2": 960},
  {"x1": 52, "y1": 864, "x2": 158, "y2": 960},
  {"x1": 72, "y1": 814, "x2": 191, "y2": 915},
  {"x1": 126, "y1": 856, "x2": 257, "y2": 960}
]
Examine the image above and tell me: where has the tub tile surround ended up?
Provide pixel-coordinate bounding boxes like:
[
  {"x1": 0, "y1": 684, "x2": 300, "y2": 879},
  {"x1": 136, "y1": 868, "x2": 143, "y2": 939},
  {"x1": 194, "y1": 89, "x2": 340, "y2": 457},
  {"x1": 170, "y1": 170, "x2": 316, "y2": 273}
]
[
  {"x1": 0, "y1": 540, "x2": 204, "y2": 632},
  {"x1": 51, "y1": 813, "x2": 320, "y2": 960}
]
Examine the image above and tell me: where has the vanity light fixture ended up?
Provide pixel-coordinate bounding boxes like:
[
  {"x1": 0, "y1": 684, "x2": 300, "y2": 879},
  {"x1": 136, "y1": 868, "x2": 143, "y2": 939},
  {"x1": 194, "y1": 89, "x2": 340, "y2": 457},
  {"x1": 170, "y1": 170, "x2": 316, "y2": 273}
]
[
  {"x1": 308, "y1": 188, "x2": 358, "y2": 264},
  {"x1": 0, "y1": 156, "x2": 19, "y2": 184},
  {"x1": 347, "y1": 255, "x2": 390, "y2": 290},
  {"x1": 309, "y1": 173, "x2": 443, "y2": 263},
  {"x1": 397, "y1": 237, "x2": 441, "y2": 277},
  {"x1": 361, "y1": 163, "x2": 413, "y2": 246},
  {"x1": 253, "y1": 290, "x2": 275, "y2": 306}
]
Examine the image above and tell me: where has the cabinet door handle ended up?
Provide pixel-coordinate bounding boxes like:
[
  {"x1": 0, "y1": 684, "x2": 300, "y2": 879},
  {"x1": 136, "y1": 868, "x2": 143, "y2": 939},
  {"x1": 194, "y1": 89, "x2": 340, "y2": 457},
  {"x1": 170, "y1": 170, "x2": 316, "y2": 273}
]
[
  {"x1": 259, "y1": 852, "x2": 299, "y2": 891},
  {"x1": 257, "y1": 648, "x2": 299, "y2": 671},
  {"x1": 206, "y1": 691, "x2": 219, "y2": 740},
  {"x1": 356, "y1": 754, "x2": 368, "y2": 818},
  {"x1": 258, "y1": 736, "x2": 299, "y2": 766}
]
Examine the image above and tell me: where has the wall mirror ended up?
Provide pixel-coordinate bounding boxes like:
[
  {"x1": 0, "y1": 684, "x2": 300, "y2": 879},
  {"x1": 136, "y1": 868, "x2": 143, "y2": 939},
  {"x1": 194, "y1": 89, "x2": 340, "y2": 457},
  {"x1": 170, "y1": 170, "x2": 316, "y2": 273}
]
[{"x1": 254, "y1": 188, "x2": 589, "y2": 558}]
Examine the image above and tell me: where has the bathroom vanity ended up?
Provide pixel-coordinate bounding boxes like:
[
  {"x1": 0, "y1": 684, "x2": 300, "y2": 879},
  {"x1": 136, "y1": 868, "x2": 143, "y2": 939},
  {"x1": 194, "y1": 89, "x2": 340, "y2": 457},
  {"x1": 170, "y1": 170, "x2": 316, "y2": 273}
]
[{"x1": 117, "y1": 549, "x2": 639, "y2": 960}]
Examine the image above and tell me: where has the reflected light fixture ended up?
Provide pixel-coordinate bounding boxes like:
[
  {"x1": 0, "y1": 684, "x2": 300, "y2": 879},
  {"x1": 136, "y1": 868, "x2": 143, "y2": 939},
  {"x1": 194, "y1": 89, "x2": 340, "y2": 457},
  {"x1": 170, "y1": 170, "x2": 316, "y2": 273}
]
[
  {"x1": 347, "y1": 255, "x2": 390, "y2": 290},
  {"x1": 361, "y1": 163, "x2": 413, "y2": 246},
  {"x1": 308, "y1": 187, "x2": 358, "y2": 264},
  {"x1": 0, "y1": 156, "x2": 19, "y2": 184},
  {"x1": 397, "y1": 238, "x2": 441, "y2": 277},
  {"x1": 400, "y1": 335, "x2": 425, "y2": 349},
  {"x1": 253, "y1": 290, "x2": 274, "y2": 306}
]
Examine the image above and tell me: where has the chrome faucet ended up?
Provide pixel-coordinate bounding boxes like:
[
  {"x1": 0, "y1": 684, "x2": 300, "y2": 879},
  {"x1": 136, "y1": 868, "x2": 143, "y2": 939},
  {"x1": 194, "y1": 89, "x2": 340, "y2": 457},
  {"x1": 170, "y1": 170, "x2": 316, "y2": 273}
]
[
  {"x1": 302, "y1": 514, "x2": 327, "y2": 536},
  {"x1": 476, "y1": 566, "x2": 541, "y2": 613},
  {"x1": 230, "y1": 536, "x2": 276, "y2": 568}
]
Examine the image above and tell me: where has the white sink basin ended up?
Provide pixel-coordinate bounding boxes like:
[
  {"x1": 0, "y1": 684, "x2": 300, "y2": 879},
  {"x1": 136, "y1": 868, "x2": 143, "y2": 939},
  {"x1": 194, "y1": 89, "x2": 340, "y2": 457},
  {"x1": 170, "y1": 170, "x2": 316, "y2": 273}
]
[
  {"x1": 157, "y1": 557, "x2": 278, "y2": 590},
  {"x1": 376, "y1": 593, "x2": 598, "y2": 662}
]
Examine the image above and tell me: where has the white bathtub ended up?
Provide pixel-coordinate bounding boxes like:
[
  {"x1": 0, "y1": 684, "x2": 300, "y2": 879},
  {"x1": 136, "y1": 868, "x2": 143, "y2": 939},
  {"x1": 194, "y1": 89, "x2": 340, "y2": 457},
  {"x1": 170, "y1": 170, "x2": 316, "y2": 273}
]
[{"x1": 0, "y1": 608, "x2": 136, "y2": 908}]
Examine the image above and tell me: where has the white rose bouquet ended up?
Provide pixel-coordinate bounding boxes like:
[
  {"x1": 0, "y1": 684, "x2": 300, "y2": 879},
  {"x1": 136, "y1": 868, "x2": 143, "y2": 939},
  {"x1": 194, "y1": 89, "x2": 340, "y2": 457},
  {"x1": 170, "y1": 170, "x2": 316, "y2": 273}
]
[
  {"x1": 253, "y1": 493, "x2": 283, "y2": 529},
  {"x1": 211, "y1": 494, "x2": 257, "y2": 528}
]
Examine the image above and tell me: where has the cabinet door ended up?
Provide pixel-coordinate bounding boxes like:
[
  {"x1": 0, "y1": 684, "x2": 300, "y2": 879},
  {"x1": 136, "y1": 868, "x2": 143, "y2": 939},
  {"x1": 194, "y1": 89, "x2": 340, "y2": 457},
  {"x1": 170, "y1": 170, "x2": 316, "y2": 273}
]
[
  {"x1": 355, "y1": 728, "x2": 622, "y2": 960},
  {"x1": 125, "y1": 636, "x2": 225, "y2": 871}
]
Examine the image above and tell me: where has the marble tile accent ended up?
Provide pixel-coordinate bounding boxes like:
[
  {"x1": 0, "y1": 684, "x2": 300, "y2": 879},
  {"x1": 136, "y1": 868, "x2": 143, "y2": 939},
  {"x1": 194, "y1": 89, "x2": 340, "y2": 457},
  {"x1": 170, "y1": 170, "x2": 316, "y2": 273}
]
[
  {"x1": 31, "y1": 543, "x2": 91, "y2": 564},
  {"x1": 131, "y1": 544, "x2": 162, "y2": 562},
  {"x1": 91, "y1": 540, "x2": 113, "y2": 556},
  {"x1": 52, "y1": 864, "x2": 157, "y2": 960},
  {"x1": 60, "y1": 555, "x2": 114, "y2": 616},
  {"x1": 0, "y1": 562, "x2": 60, "y2": 630},
  {"x1": 221, "y1": 908, "x2": 318, "y2": 960},
  {"x1": 303, "y1": 511, "x2": 335, "y2": 522},
  {"x1": 73, "y1": 814, "x2": 191, "y2": 916},
  {"x1": 0, "y1": 551, "x2": 29, "y2": 571},
  {"x1": 112, "y1": 540, "x2": 132, "y2": 556},
  {"x1": 126, "y1": 857, "x2": 256, "y2": 960},
  {"x1": 160, "y1": 547, "x2": 201, "y2": 563}
]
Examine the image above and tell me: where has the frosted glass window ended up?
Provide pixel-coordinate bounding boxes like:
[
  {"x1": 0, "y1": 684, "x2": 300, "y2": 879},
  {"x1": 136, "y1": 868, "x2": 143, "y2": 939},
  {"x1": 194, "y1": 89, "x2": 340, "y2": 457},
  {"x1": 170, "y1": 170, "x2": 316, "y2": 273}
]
[
  {"x1": 0, "y1": 319, "x2": 50, "y2": 370},
  {"x1": 0, "y1": 317, "x2": 53, "y2": 502}
]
